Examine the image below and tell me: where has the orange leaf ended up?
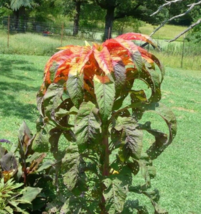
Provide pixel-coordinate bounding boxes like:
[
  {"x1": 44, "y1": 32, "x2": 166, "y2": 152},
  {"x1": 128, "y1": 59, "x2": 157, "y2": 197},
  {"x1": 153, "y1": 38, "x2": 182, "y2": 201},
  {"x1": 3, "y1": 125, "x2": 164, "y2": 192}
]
[{"x1": 94, "y1": 74, "x2": 110, "y2": 84}]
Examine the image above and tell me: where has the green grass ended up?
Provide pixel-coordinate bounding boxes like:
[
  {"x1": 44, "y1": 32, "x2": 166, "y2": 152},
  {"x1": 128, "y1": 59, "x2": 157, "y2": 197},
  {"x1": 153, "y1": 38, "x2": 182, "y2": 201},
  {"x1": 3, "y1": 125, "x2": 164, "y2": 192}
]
[
  {"x1": 0, "y1": 32, "x2": 85, "y2": 56},
  {"x1": 139, "y1": 23, "x2": 186, "y2": 41},
  {"x1": 152, "y1": 50, "x2": 201, "y2": 71},
  {"x1": 0, "y1": 53, "x2": 201, "y2": 213},
  {"x1": 144, "y1": 66, "x2": 201, "y2": 213},
  {"x1": 0, "y1": 54, "x2": 49, "y2": 142}
]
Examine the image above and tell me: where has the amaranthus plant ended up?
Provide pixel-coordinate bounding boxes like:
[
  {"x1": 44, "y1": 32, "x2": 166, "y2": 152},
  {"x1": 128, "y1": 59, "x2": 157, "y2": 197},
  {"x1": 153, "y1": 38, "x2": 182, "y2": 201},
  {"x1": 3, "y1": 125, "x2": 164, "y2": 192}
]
[{"x1": 37, "y1": 33, "x2": 177, "y2": 214}]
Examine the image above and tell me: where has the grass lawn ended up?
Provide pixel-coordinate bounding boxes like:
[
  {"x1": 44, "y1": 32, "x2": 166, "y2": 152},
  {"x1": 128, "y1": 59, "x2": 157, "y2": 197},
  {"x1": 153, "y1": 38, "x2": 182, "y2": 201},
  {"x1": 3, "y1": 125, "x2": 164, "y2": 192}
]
[{"x1": 0, "y1": 53, "x2": 201, "y2": 214}]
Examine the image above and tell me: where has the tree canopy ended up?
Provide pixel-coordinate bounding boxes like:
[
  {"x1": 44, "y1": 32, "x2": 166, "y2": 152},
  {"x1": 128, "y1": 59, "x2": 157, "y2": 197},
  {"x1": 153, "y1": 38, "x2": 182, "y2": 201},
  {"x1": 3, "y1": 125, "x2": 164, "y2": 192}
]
[{"x1": 93, "y1": 0, "x2": 165, "y2": 39}]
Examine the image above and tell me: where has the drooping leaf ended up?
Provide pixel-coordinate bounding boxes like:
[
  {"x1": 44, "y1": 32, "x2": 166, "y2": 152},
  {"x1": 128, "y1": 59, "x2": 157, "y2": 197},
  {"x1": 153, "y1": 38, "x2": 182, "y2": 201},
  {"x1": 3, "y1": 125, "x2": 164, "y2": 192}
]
[
  {"x1": 114, "y1": 117, "x2": 143, "y2": 162},
  {"x1": 131, "y1": 49, "x2": 143, "y2": 72},
  {"x1": 67, "y1": 71, "x2": 84, "y2": 108},
  {"x1": 112, "y1": 60, "x2": 126, "y2": 93},
  {"x1": 49, "y1": 127, "x2": 63, "y2": 160},
  {"x1": 122, "y1": 199, "x2": 149, "y2": 214},
  {"x1": 93, "y1": 75, "x2": 115, "y2": 122},
  {"x1": 43, "y1": 83, "x2": 63, "y2": 120},
  {"x1": 103, "y1": 168, "x2": 132, "y2": 214},
  {"x1": 74, "y1": 102, "x2": 101, "y2": 152},
  {"x1": 117, "y1": 33, "x2": 158, "y2": 49},
  {"x1": 142, "y1": 103, "x2": 177, "y2": 159},
  {"x1": 138, "y1": 47, "x2": 165, "y2": 82},
  {"x1": 62, "y1": 145, "x2": 80, "y2": 191}
]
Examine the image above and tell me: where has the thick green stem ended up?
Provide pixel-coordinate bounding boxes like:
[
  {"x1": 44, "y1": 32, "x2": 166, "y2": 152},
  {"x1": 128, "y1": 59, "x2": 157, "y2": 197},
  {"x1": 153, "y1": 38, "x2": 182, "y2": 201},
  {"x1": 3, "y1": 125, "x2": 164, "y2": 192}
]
[{"x1": 99, "y1": 127, "x2": 110, "y2": 214}]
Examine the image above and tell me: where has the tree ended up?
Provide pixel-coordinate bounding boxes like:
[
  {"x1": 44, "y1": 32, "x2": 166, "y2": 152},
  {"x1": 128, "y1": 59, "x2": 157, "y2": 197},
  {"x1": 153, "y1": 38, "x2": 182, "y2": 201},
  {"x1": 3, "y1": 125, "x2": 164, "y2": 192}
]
[
  {"x1": 58, "y1": 0, "x2": 91, "y2": 36},
  {"x1": 93, "y1": 0, "x2": 165, "y2": 40},
  {"x1": 0, "y1": 0, "x2": 33, "y2": 30},
  {"x1": 150, "y1": 0, "x2": 201, "y2": 42}
]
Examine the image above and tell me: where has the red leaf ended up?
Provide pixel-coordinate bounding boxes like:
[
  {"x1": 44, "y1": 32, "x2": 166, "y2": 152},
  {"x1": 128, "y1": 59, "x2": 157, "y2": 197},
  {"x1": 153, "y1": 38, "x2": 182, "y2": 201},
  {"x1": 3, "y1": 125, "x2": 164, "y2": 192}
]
[{"x1": 117, "y1": 33, "x2": 158, "y2": 49}]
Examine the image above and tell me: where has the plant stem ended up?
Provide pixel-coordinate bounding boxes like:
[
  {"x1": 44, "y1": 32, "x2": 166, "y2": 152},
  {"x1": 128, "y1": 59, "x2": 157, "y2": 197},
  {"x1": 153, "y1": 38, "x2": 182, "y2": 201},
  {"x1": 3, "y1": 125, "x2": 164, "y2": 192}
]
[{"x1": 100, "y1": 127, "x2": 110, "y2": 214}]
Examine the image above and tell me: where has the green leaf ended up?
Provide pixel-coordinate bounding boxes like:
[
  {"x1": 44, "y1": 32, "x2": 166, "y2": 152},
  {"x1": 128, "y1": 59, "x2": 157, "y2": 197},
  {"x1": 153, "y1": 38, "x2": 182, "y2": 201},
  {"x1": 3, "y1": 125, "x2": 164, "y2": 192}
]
[
  {"x1": 93, "y1": 75, "x2": 115, "y2": 122},
  {"x1": 114, "y1": 117, "x2": 143, "y2": 161},
  {"x1": 4, "y1": 206, "x2": 13, "y2": 214},
  {"x1": 49, "y1": 127, "x2": 63, "y2": 160},
  {"x1": 131, "y1": 50, "x2": 143, "y2": 72},
  {"x1": 37, "y1": 160, "x2": 54, "y2": 173},
  {"x1": 32, "y1": 130, "x2": 49, "y2": 153},
  {"x1": 74, "y1": 102, "x2": 101, "y2": 152},
  {"x1": 138, "y1": 67, "x2": 161, "y2": 103},
  {"x1": 103, "y1": 169, "x2": 131, "y2": 214},
  {"x1": 62, "y1": 145, "x2": 80, "y2": 191},
  {"x1": 127, "y1": 159, "x2": 140, "y2": 175},
  {"x1": 130, "y1": 90, "x2": 147, "y2": 120},
  {"x1": 11, "y1": 0, "x2": 32, "y2": 11},
  {"x1": 142, "y1": 189, "x2": 168, "y2": 214},
  {"x1": 122, "y1": 199, "x2": 149, "y2": 214},
  {"x1": 60, "y1": 196, "x2": 89, "y2": 214},
  {"x1": 142, "y1": 103, "x2": 177, "y2": 159},
  {"x1": 20, "y1": 187, "x2": 42, "y2": 203},
  {"x1": 43, "y1": 83, "x2": 63, "y2": 120},
  {"x1": 113, "y1": 61, "x2": 126, "y2": 93},
  {"x1": 113, "y1": 93, "x2": 131, "y2": 112},
  {"x1": 67, "y1": 72, "x2": 84, "y2": 108}
]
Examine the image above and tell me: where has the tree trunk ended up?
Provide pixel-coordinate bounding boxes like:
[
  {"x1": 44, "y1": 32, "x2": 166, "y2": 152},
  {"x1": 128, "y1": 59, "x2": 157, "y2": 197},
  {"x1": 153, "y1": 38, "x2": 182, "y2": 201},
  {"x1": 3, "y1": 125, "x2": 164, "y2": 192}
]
[
  {"x1": 73, "y1": 1, "x2": 81, "y2": 36},
  {"x1": 13, "y1": 7, "x2": 26, "y2": 32},
  {"x1": 103, "y1": 6, "x2": 115, "y2": 41}
]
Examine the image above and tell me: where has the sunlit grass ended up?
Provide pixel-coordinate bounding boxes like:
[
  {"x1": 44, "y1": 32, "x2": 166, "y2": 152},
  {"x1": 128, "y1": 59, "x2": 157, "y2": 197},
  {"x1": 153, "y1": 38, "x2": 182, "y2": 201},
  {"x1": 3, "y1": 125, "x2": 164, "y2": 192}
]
[
  {"x1": 152, "y1": 50, "x2": 201, "y2": 71},
  {"x1": 0, "y1": 33, "x2": 85, "y2": 56},
  {"x1": 139, "y1": 23, "x2": 186, "y2": 41}
]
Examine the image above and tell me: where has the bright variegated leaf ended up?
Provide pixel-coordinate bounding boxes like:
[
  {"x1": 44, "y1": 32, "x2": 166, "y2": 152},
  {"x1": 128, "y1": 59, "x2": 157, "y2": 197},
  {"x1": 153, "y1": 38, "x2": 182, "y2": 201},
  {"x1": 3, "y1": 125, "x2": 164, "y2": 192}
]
[{"x1": 94, "y1": 46, "x2": 113, "y2": 75}]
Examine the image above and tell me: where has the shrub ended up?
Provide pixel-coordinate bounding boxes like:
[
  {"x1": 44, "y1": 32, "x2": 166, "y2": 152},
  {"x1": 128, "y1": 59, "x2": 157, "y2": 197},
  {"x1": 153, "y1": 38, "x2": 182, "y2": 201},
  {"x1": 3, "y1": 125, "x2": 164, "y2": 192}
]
[
  {"x1": 0, "y1": 122, "x2": 56, "y2": 213},
  {"x1": 36, "y1": 32, "x2": 177, "y2": 213}
]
